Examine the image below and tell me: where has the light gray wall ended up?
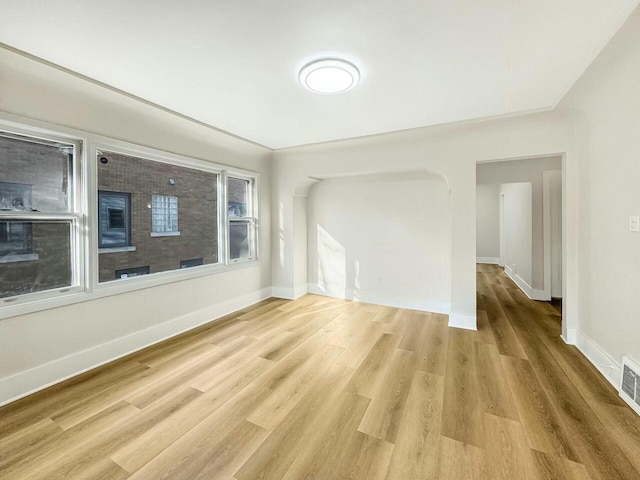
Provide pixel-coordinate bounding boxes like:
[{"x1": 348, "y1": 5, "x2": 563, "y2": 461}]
[
  {"x1": 558, "y1": 7, "x2": 640, "y2": 363},
  {"x1": 501, "y1": 183, "x2": 533, "y2": 286},
  {"x1": 307, "y1": 173, "x2": 451, "y2": 313},
  {"x1": 477, "y1": 156, "x2": 561, "y2": 289},
  {"x1": 476, "y1": 184, "x2": 500, "y2": 259}
]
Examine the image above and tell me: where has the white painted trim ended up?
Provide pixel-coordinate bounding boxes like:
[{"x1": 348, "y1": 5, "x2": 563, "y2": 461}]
[
  {"x1": 150, "y1": 231, "x2": 181, "y2": 237},
  {"x1": 0, "y1": 286, "x2": 272, "y2": 407},
  {"x1": 294, "y1": 284, "x2": 309, "y2": 299},
  {"x1": 448, "y1": 313, "x2": 477, "y2": 330},
  {"x1": 307, "y1": 283, "x2": 450, "y2": 315},
  {"x1": 542, "y1": 170, "x2": 553, "y2": 301},
  {"x1": 98, "y1": 246, "x2": 136, "y2": 254},
  {"x1": 574, "y1": 329, "x2": 621, "y2": 389},
  {"x1": 562, "y1": 328, "x2": 577, "y2": 345},
  {"x1": 504, "y1": 265, "x2": 550, "y2": 301},
  {"x1": 0, "y1": 253, "x2": 39, "y2": 263},
  {"x1": 476, "y1": 257, "x2": 500, "y2": 264}
]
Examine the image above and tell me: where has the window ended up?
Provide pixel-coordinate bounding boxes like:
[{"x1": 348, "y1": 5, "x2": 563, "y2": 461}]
[
  {"x1": 151, "y1": 195, "x2": 179, "y2": 236},
  {"x1": 97, "y1": 150, "x2": 220, "y2": 283},
  {"x1": 180, "y1": 257, "x2": 203, "y2": 269},
  {"x1": 227, "y1": 176, "x2": 257, "y2": 262},
  {"x1": 98, "y1": 191, "x2": 131, "y2": 248},
  {"x1": 0, "y1": 131, "x2": 79, "y2": 300},
  {"x1": 115, "y1": 265, "x2": 150, "y2": 279}
]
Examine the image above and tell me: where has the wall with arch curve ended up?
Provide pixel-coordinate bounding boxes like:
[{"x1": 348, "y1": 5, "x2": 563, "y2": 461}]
[
  {"x1": 306, "y1": 172, "x2": 451, "y2": 313},
  {"x1": 272, "y1": 109, "x2": 578, "y2": 332}
]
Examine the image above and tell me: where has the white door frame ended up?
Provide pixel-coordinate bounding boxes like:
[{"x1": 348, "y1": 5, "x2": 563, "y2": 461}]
[{"x1": 499, "y1": 192, "x2": 505, "y2": 267}]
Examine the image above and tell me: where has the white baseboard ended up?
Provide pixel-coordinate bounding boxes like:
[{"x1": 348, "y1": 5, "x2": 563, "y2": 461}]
[
  {"x1": 307, "y1": 283, "x2": 450, "y2": 315},
  {"x1": 476, "y1": 257, "x2": 500, "y2": 264},
  {"x1": 573, "y1": 329, "x2": 621, "y2": 389},
  {"x1": 504, "y1": 266, "x2": 550, "y2": 301},
  {"x1": 0, "y1": 287, "x2": 273, "y2": 407},
  {"x1": 271, "y1": 284, "x2": 308, "y2": 300},
  {"x1": 448, "y1": 313, "x2": 477, "y2": 330}
]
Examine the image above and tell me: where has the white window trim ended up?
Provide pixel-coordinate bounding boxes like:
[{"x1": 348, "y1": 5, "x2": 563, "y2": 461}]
[
  {"x1": 226, "y1": 173, "x2": 260, "y2": 265},
  {"x1": 0, "y1": 253, "x2": 39, "y2": 264},
  {"x1": 98, "y1": 246, "x2": 136, "y2": 254},
  {"x1": 0, "y1": 111, "x2": 261, "y2": 321},
  {"x1": 150, "y1": 231, "x2": 181, "y2": 237}
]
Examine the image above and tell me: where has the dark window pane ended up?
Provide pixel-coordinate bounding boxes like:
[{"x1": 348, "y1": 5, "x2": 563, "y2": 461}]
[
  {"x1": 0, "y1": 133, "x2": 72, "y2": 212},
  {"x1": 230, "y1": 221, "x2": 251, "y2": 260},
  {"x1": 180, "y1": 257, "x2": 203, "y2": 269},
  {"x1": 98, "y1": 151, "x2": 219, "y2": 283},
  {"x1": 228, "y1": 177, "x2": 249, "y2": 218},
  {"x1": 108, "y1": 208, "x2": 125, "y2": 229},
  {"x1": 0, "y1": 220, "x2": 73, "y2": 298},
  {"x1": 115, "y1": 265, "x2": 150, "y2": 279},
  {"x1": 99, "y1": 191, "x2": 130, "y2": 248},
  {"x1": 0, "y1": 221, "x2": 32, "y2": 256}
]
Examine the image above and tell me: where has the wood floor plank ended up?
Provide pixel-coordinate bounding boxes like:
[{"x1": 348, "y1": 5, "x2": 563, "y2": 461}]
[
  {"x1": 500, "y1": 354, "x2": 579, "y2": 461},
  {"x1": 440, "y1": 328, "x2": 485, "y2": 448},
  {"x1": 384, "y1": 371, "x2": 444, "y2": 479},
  {"x1": 358, "y1": 348, "x2": 415, "y2": 443},
  {"x1": 482, "y1": 413, "x2": 542, "y2": 480},
  {"x1": 474, "y1": 342, "x2": 520, "y2": 420}
]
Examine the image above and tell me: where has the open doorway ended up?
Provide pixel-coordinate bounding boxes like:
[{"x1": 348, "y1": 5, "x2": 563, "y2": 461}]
[{"x1": 476, "y1": 156, "x2": 564, "y2": 324}]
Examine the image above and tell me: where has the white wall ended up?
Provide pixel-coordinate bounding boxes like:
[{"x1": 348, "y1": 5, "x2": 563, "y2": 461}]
[
  {"x1": 558, "y1": 7, "x2": 640, "y2": 366},
  {"x1": 272, "y1": 109, "x2": 579, "y2": 332},
  {"x1": 477, "y1": 156, "x2": 561, "y2": 289},
  {"x1": 307, "y1": 173, "x2": 451, "y2": 313},
  {"x1": 501, "y1": 183, "x2": 533, "y2": 286},
  {"x1": 476, "y1": 184, "x2": 500, "y2": 261},
  {"x1": 0, "y1": 47, "x2": 272, "y2": 405}
]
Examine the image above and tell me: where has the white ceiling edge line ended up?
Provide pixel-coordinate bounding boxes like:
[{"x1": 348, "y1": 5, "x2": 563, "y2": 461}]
[
  {"x1": 0, "y1": 42, "x2": 274, "y2": 152},
  {"x1": 273, "y1": 105, "x2": 555, "y2": 152},
  {"x1": 551, "y1": 1, "x2": 640, "y2": 109}
]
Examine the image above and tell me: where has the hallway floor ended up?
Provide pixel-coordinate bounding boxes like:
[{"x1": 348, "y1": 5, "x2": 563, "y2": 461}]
[{"x1": 1, "y1": 265, "x2": 639, "y2": 479}]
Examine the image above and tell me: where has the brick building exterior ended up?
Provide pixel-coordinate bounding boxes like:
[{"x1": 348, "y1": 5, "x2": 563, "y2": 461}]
[
  {"x1": 97, "y1": 151, "x2": 219, "y2": 282},
  {"x1": 0, "y1": 135, "x2": 72, "y2": 298}
]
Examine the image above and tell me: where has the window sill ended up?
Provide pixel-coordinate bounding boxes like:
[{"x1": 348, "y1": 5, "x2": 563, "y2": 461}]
[
  {"x1": 150, "y1": 231, "x2": 181, "y2": 237},
  {"x1": 98, "y1": 246, "x2": 137, "y2": 254},
  {"x1": 0, "y1": 253, "x2": 39, "y2": 264}
]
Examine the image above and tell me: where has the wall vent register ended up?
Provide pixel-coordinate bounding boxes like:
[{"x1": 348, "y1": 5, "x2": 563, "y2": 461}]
[{"x1": 620, "y1": 356, "x2": 640, "y2": 416}]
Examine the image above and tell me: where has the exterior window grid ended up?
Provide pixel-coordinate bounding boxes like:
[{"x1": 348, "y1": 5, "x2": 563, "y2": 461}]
[{"x1": 152, "y1": 195, "x2": 178, "y2": 233}]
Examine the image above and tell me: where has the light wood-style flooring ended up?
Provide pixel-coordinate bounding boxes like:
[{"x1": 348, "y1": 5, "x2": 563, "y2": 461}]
[{"x1": 1, "y1": 264, "x2": 639, "y2": 479}]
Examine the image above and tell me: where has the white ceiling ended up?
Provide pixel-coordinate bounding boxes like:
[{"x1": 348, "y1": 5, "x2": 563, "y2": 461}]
[{"x1": 0, "y1": 0, "x2": 638, "y2": 149}]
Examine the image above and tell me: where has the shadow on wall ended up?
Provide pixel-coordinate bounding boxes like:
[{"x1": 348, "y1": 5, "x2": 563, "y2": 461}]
[{"x1": 308, "y1": 171, "x2": 452, "y2": 314}]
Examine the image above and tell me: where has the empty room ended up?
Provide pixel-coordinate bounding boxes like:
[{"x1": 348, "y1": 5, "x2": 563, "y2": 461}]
[{"x1": 1, "y1": 1, "x2": 640, "y2": 479}]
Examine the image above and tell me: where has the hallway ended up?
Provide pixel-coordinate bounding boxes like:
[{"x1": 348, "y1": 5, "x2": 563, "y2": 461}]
[{"x1": 0, "y1": 266, "x2": 639, "y2": 479}]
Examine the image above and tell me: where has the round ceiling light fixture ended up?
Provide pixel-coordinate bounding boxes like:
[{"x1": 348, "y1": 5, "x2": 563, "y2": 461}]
[{"x1": 299, "y1": 59, "x2": 360, "y2": 95}]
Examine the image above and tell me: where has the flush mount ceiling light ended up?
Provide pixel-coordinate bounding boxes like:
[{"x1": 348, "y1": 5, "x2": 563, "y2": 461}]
[{"x1": 299, "y1": 59, "x2": 360, "y2": 95}]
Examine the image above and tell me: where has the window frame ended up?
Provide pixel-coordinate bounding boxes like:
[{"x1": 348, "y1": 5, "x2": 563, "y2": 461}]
[
  {"x1": 226, "y1": 173, "x2": 259, "y2": 264},
  {"x1": 98, "y1": 190, "x2": 131, "y2": 249},
  {"x1": 150, "y1": 194, "x2": 180, "y2": 237},
  {"x1": 0, "y1": 113, "x2": 261, "y2": 321},
  {"x1": 0, "y1": 120, "x2": 85, "y2": 310}
]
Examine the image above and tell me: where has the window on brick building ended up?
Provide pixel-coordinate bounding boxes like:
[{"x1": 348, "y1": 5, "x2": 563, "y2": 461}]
[
  {"x1": 98, "y1": 191, "x2": 131, "y2": 248},
  {"x1": 151, "y1": 195, "x2": 179, "y2": 235},
  {"x1": 0, "y1": 131, "x2": 78, "y2": 300},
  {"x1": 97, "y1": 150, "x2": 220, "y2": 283},
  {"x1": 227, "y1": 176, "x2": 257, "y2": 262}
]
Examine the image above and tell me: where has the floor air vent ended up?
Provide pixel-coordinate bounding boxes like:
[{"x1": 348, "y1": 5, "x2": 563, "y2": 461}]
[{"x1": 620, "y1": 356, "x2": 640, "y2": 416}]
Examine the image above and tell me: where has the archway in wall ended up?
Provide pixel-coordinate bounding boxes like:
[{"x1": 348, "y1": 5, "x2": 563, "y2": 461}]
[{"x1": 301, "y1": 170, "x2": 452, "y2": 315}]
